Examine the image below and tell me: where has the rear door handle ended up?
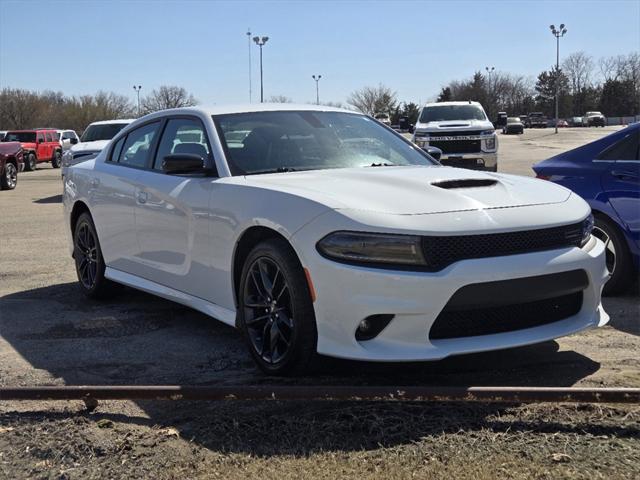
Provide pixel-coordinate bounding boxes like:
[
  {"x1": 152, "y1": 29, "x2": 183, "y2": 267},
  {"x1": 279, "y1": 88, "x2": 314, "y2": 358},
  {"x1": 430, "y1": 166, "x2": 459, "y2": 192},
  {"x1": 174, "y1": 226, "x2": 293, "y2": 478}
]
[
  {"x1": 611, "y1": 170, "x2": 638, "y2": 180},
  {"x1": 137, "y1": 191, "x2": 148, "y2": 204}
]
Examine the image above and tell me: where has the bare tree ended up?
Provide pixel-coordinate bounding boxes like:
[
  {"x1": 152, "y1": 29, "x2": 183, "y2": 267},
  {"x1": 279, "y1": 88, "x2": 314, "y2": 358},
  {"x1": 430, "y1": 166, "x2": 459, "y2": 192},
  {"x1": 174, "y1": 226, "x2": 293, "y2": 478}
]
[
  {"x1": 268, "y1": 95, "x2": 293, "y2": 103},
  {"x1": 563, "y1": 52, "x2": 594, "y2": 94},
  {"x1": 347, "y1": 84, "x2": 398, "y2": 115},
  {"x1": 141, "y1": 86, "x2": 198, "y2": 114}
]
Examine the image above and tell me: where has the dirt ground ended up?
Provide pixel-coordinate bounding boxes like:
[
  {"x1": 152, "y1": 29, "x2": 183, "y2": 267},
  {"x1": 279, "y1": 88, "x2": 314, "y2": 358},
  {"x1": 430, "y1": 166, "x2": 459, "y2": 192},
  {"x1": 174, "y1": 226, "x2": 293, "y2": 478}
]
[{"x1": 0, "y1": 126, "x2": 638, "y2": 479}]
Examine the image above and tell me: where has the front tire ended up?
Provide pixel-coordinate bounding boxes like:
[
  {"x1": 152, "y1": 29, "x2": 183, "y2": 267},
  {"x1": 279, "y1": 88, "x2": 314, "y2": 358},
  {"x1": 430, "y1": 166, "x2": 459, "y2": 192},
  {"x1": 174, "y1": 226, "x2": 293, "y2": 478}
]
[
  {"x1": 1, "y1": 162, "x2": 17, "y2": 190},
  {"x1": 24, "y1": 153, "x2": 36, "y2": 171},
  {"x1": 592, "y1": 214, "x2": 634, "y2": 295},
  {"x1": 73, "y1": 212, "x2": 118, "y2": 299},
  {"x1": 238, "y1": 238, "x2": 317, "y2": 375}
]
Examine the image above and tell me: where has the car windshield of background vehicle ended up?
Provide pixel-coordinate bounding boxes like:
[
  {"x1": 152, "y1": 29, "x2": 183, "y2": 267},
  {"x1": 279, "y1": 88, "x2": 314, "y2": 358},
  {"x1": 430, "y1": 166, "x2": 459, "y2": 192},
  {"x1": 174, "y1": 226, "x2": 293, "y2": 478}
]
[
  {"x1": 419, "y1": 105, "x2": 486, "y2": 122},
  {"x1": 3, "y1": 132, "x2": 36, "y2": 142},
  {"x1": 507, "y1": 117, "x2": 521, "y2": 124},
  {"x1": 80, "y1": 123, "x2": 128, "y2": 142},
  {"x1": 214, "y1": 111, "x2": 436, "y2": 176}
]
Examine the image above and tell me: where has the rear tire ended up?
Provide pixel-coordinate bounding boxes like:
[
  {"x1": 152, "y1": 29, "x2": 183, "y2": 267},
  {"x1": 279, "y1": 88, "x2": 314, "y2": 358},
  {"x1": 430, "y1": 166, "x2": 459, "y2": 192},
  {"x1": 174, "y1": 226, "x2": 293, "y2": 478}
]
[
  {"x1": 52, "y1": 150, "x2": 62, "y2": 168},
  {"x1": 238, "y1": 238, "x2": 318, "y2": 376},
  {"x1": 593, "y1": 214, "x2": 635, "y2": 295},
  {"x1": 1, "y1": 162, "x2": 17, "y2": 190},
  {"x1": 24, "y1": 153, "x2": 36, "y2": 171},
  {"x1": 73, "y1": 212, "x2": 119, "y2": 299}
]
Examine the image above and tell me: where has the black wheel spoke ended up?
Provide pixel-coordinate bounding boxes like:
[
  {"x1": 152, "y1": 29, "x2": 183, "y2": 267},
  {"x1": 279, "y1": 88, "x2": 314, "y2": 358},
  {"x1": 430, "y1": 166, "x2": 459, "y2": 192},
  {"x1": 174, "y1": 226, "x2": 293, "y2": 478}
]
[
  {"x1": 245, "y1": 314, "x2": 271, "y2": 326},
  {"x1": 257, "y1": 259, "x2": 274, "y2": 296}
]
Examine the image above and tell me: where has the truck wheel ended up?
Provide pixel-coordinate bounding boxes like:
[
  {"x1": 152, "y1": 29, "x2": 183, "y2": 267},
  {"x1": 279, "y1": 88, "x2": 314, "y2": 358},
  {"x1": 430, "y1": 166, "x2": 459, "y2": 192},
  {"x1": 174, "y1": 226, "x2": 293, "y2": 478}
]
[
  {"x1": 24, "y1": 153, "x2": 37, "y2": 171},
  {"x1": 52, "y1": 150, "x2": 62, "y2": 168},
  {"x1": 1, "y1": 162, "x2": 17, "y2": 190}
]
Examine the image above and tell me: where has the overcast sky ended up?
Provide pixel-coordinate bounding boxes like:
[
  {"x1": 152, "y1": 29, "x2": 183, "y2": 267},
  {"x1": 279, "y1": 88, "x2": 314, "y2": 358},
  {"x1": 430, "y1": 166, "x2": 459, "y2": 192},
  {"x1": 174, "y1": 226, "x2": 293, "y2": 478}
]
[{"x1": 1, "y1": 0, "x2": 638, "y2": 106}]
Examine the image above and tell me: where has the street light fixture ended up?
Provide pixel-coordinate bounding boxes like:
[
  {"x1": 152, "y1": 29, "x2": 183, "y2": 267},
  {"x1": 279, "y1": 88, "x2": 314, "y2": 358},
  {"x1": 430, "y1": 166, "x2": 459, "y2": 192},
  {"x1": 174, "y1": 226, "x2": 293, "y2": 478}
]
[
  {"x1": 312, "y1": 75, "x2": 322, "y2": 105},
  {"x1": 253, "y1": 35, "x2": 269, "y2": 103},
  {"x1": 133, "y1": 85, "x2": 142, "y2": 116},
  {"x1": 549, "y1": 23, "x2": 567, "y2": 134},
  {"x1": 246, "y1": 28, "x2": 252, "y2": 103}
]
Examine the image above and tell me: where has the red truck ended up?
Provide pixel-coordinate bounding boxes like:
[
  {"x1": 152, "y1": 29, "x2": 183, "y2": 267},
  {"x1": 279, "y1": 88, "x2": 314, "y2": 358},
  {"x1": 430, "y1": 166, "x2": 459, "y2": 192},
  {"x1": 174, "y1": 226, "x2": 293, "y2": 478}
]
[
  {"x1": 0, "y1": 142, "x2": 24, "y2": 190},
  {"x1": 2, "y1": 129, "x2": 62, "y2": 171}
]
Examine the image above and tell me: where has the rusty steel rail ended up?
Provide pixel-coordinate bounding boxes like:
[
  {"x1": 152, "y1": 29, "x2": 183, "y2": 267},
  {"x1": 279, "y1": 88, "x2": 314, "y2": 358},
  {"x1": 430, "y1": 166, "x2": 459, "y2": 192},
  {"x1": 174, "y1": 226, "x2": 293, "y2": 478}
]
[{"x1": 0, "y1": 385, "x2": 639, "y2": 404}]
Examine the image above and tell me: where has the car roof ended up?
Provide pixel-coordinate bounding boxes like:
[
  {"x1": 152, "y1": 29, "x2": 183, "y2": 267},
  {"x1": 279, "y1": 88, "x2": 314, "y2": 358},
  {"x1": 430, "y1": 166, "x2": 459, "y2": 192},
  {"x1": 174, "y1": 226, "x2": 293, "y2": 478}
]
[
  {"x1": 161, "y1": 104, "x2": 355, "y2": 116},
  {"x1": 423, "y1": 101, "x2": 482, "y2": 107},
  {"x1": 87, "y1": 119, "x2": 136, "y2": 126}
]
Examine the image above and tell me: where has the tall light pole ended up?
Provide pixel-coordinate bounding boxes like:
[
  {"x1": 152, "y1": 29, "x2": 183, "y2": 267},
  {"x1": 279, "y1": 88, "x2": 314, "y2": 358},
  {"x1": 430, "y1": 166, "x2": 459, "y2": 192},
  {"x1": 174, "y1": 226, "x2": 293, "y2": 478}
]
[
  {"x1": 246, "y1": 28, "x2": 252, "y2": 103},
  {"x1": 133, "y1": 85, "x2": 142, "y2": 116},
  {"x1": 312, "y1": 75, "x2": 322, "y2": 105},
  {"x1": 253, "y1": 35, "x2": 269, "y2": 103},
  {"x1": 550, "y1": 23, "x2": 567, "y2": 134},
  {"x1": 485, "y1": 67, "x2": 495, "y2": 120}
]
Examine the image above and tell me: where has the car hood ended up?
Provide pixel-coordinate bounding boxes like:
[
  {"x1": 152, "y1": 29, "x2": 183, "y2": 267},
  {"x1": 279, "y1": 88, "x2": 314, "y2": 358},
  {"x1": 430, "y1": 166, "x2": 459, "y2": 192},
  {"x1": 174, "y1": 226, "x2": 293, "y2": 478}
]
[
  {"x1": 242, "y1": 166, "x2": 571, "y2": 215},
  {"x1": 414, "y1": 119, "x2": 494, "y2": 132},
  {"x1": 70, "y1": 140, "x2": 110, "y2": 153}
]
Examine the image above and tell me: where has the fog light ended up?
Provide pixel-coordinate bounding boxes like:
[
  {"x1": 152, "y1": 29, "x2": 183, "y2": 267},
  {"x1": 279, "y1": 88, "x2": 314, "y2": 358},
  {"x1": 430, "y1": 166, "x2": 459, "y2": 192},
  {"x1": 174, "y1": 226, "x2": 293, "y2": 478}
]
[{"x1": 355, "y1": 314, "x2": 395, "y2": 341}]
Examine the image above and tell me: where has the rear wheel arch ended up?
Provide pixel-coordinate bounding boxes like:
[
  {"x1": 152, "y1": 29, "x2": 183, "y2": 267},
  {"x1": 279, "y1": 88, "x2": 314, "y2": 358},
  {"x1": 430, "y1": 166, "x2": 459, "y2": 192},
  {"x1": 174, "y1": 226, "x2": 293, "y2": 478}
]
[{"x1": 70, "y1": 201, "x2": 91, "y2": 235}]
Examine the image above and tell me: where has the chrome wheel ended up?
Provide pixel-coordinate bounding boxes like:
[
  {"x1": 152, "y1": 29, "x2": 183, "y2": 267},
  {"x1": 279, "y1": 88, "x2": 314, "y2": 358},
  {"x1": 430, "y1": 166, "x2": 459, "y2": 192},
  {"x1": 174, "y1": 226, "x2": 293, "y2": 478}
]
[
  {"x1": 243, "y1": 257, "x2": 294, "y2": 365},
  {"x1": 5, "y1": 163, "x2": 17, "y2": 189},
  {"x1": 75, "y1": 222, "x2": 98, "y2": 289},
  {"x1": 592, "y1": 225, "x2": 616, "y2": 275}
]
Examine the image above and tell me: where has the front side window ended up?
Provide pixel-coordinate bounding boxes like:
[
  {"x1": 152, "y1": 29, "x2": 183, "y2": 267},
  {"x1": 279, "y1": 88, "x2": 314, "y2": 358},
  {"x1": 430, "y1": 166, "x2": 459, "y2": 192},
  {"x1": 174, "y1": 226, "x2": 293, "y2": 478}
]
[
  {"x1": 214, "y1": 111, "x2": 435, "y2": 176},
  {"x1": 598, "y1": 131, "x2": 639, "y2": 161},
  {"x1": 419, "y1": 105, "x2": 486, "y2": 122},
  {"x1": 37, "y1": 133, "x2": 44, "y2": 143},
  {"x1": 119, "y1": 122, "x2": 160, "y2": 168},
  {"x1": 153, "y1": 118, "x2": 211, "y2": 170}
]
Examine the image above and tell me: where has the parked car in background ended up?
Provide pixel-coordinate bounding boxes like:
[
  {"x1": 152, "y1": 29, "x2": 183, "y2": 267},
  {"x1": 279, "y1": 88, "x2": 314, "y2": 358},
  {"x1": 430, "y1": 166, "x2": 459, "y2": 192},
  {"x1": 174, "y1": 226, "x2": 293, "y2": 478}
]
[
  {"x1": 412, "y1": 101, "x2": 498, "y2": 171},
  {"x1": 0, "y1": 141, "x2": 24, "y2": 190},
  {"x1": 61, "y1": 119, "x2": 134, "y2": 178},
  {"x1": 519, "y1": 115, "x2": 528, "y2": 126},
  {"x1": 502, "y1": 117, "x2": 524, "y2": 135},
  {"x1": 495, "y1": 112, "x2": 508, "y2": 129},
  {"x1": 374, "y1": 113, "x2": 391, "y2": 125},
  {"x1": 570, "y1": 117, "x2": 584, "y2": 127},
  {"x1": 2, "y1": 129, "x2": 62, "y2": 170},
  {"x1": 526, "y1": 112, "x2": 547, "y2": 128},
  {"x1": 63, "y1": 104, "x2": 607, "y2": 375},
  {"x1": 0, "y1": 131, "x2": 7, "y2": 141},
  {"x1": 583, "y1": 111, "x2": 606, "y2": 127},
  {"x1": 533, "y1": 123, "x2": 639, "y2": 294},
  {"x1": 56, "y1": 129, "x2": 80, "y2": 151}
]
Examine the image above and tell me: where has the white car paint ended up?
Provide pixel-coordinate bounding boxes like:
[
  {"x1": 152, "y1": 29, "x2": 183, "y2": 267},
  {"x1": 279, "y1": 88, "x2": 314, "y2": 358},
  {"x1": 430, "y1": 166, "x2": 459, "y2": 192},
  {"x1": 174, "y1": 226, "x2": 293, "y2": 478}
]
[{"x1": 63, "y1": 104, "x2": 609, "y2": 363}]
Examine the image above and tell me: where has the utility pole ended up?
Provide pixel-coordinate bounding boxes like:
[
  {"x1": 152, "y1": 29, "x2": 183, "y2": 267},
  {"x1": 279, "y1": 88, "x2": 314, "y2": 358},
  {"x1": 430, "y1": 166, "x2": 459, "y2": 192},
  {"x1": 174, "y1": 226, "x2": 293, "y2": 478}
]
[
  {"x1": 133, "y1": 85, "x2": 142, "y2": 116},
  {"x1": 253, "y1": 36, "x2": 269, "y2": 103},
  {"x1": 549, "y1": 24, "x2": 567, "y2": 134},
  {"x1": 312, "y1": 75, "x2": 322, "y2": 105},
  {"x1": 247, "y1": 28, "x2": 252, "y2": 103}
]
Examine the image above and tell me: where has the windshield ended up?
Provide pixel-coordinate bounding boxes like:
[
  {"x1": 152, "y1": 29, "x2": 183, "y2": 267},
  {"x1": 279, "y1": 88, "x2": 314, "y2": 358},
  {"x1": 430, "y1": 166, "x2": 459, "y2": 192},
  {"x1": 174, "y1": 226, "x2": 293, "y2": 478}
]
[
  {"x1": 419, "y1": 105, "x2": 486, "y2": 123},
  {"x1": 80, "y1": 123, "x2": 129, "y2": 142},
  {"x1": 507, "y1": 117, "x2": 520, "y2": 123},
  {"x1": 214, "y1": 111, "x2": 436, "y2": 176},
  {"x1": 3, "y1": 132, "x2": 36, "y2": 142}
]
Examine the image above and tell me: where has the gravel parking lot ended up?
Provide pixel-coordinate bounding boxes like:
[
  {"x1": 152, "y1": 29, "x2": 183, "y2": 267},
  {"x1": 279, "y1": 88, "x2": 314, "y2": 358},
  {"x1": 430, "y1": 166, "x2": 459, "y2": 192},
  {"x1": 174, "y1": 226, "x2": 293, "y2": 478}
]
[{"x1": 0, "y1": 126, "x2": 638, "y2": 479}]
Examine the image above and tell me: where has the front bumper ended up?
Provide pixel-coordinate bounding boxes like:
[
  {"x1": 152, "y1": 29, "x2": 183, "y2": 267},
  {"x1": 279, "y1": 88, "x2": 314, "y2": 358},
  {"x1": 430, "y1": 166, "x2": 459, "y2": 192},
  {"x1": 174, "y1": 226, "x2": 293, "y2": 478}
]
[
  {"x1": 439, "y1": 152, "x2": 497, "y2": 171},
  {"x1": 294, "y1": 230, "x2": 608, "y2": 362}
]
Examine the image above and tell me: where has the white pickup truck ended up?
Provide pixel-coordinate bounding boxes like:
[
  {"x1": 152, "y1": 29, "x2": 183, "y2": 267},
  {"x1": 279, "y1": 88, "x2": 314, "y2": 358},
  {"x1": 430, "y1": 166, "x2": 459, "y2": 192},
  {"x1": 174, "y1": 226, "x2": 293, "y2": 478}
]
[{"x1": 412, "y1": 101, "x2": 498, "y2": 171}]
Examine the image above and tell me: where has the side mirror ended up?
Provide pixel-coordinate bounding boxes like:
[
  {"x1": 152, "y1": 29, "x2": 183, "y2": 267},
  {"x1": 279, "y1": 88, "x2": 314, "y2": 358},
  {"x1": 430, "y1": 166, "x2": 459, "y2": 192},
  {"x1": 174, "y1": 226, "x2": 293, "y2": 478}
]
[
  {"x1": 70, "y1": 138, "x2": 78, "y2": 145},
  {"x1": 422, "y1": 145, "x2": 442, "y2": 161},
  {"x1": 162, "y1": 153, "x2": 205, "y2": 174}
]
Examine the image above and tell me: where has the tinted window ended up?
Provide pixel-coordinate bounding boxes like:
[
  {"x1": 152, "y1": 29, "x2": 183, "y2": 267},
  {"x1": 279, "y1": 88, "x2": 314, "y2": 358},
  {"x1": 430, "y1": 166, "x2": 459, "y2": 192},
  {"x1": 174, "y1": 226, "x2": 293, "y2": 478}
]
[
  {"x1": 153, "y1": 118, "x2": 211, "y2": 170},
  {"x1": 119, "y1": 122, "x2": 160, "y2": 168},
  {"x1": 37, "y1": 133, "x2": 44, "y2": 142},
  {"x1": 419, "y1": 105, "x2": 486, "y2": 122},
  {"x1": 64, "y1": 131, "x2": 75, "y2": 139},
  {"x1": 110, "y1": 136, "x2": 126, "y2": 162},
  {"x1": 598, "y1": 132, "x2": 639, "y2": 161},
  {"x1": 80, "y1": 123, "x2": 130, "y2": 142},
  {"x1": 3, "y1": 132, "x2": 36, "y2": 142},
  {"x1": 215, "y1": 111, "x2": 435, "y2": 176},
  {"x1": 45, "y1": 132, "x2": 53, "y2": 142}
]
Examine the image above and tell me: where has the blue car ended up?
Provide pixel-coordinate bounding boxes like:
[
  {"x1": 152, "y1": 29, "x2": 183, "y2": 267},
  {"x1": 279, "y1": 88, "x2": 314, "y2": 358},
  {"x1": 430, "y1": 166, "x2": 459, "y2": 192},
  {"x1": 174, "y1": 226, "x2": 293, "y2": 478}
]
[{"x1": 533, "y1": 123, "x2": 639, "y2": 295}]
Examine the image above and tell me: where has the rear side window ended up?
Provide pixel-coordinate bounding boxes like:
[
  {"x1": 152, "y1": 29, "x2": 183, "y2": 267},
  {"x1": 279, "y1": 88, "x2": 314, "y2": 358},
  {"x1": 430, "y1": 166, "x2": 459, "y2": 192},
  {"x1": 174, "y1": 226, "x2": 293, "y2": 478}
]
[
  {"x1": 153, "y1": 117, "x2": 211, "y2": 171},
  {"x1": 598, "y1": 131, "x2": 640, "y2": 161},
  {"x1": 119, "y1": 122, "x2": 160, "y2": 168},
  {"x1": 45, "y1": 132, "x2": 53, "y2": 142}
]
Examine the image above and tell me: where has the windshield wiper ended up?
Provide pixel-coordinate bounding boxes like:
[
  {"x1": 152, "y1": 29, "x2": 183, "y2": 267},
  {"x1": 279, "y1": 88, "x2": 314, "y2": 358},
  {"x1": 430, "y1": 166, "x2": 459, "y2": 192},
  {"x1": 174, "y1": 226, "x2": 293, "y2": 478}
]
[
  {"x1": 245, "y1": 166, "x2": 301, "y2": 176},
  {"x1": 368, "y1": 162, "x2": 396, "y2": 167}
]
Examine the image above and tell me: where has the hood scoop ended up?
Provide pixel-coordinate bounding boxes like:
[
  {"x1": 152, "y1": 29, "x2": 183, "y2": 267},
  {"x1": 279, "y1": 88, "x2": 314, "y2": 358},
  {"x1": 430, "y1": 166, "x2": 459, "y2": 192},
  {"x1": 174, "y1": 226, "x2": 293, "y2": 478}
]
[
  {"x1": 432, "y1": 179, "x2": 498, "y2": 189},
  {"x1": 438, "y1": 123, "x2": 469, "y2": 128}
]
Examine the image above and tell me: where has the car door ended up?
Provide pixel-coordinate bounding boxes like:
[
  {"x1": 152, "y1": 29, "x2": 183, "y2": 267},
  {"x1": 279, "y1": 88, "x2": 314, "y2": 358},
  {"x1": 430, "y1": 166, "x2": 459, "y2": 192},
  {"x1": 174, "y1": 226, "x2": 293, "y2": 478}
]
[
  {"x1": 36, "y1": 132, "x2": 46, "y2": 160},
  {"x1": 599, "y1": 129, "x2": 640, "y2": 239},
  {"x1": 45, "y1": 131, "x2": 55, "y2": 159},
  {"x1": 130, "y1": 116, "x2": 217, "y2": 301},
  {"x1": 90, "y1": 121, "x2": 161, "y2": 274}
]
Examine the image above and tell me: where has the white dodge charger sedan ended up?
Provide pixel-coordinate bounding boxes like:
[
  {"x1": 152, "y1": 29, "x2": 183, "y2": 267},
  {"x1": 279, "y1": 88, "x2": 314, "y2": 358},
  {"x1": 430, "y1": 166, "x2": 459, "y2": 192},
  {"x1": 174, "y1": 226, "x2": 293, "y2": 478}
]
[{"x1": 63, "y1": 104, "x2": 609, "y2": 375}]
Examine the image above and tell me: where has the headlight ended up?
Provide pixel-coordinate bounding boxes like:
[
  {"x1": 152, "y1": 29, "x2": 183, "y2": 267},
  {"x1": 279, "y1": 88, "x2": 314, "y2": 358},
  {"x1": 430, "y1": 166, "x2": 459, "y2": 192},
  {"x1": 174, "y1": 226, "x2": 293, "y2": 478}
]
[
  {"x1": 482, "y1": 129, "x2": 496, "y2": 150},
  {"x1": 317, "y1": 232, "x2": 426, "y2": 266},
  {"x1": 581, "y1": 213, "x2": 594, "y2": 247}
]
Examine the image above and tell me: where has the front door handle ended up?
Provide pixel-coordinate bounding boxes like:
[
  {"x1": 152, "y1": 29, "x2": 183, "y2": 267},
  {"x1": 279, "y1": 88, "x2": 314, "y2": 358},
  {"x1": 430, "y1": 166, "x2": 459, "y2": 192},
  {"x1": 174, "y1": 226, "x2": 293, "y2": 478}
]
[{"x1": 137, "y1": 191, "x2": 148, "y2": 204}]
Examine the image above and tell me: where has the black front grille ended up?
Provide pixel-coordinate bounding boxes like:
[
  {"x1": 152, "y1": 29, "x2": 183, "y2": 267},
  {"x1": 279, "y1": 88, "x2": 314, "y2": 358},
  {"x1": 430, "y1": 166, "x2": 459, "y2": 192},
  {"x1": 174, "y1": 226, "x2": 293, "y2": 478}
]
[
  {"x1": 421, "y1": 222, "x2": 583, "y2": 272},
  {"x1": 428, "y1": 130, "x2": 483, "y2": 137},
  {"x1": 430, "y1": 140, "x2": 481, "y2": 154},
  {"x1": 430, "y1": 291, "x2": 583, "y2": 340}
]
